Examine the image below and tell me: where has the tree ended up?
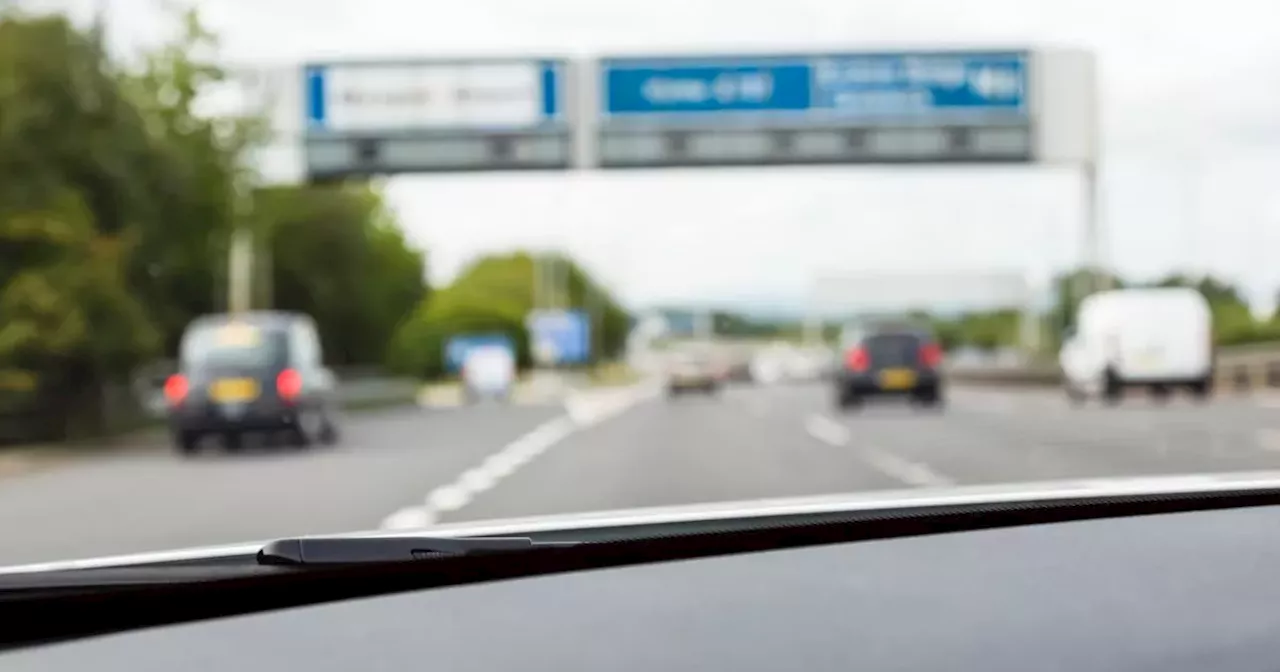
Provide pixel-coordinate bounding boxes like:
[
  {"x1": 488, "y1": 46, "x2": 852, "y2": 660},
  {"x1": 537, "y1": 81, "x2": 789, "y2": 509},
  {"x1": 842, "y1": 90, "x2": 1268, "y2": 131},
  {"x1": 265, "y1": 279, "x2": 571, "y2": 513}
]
[
  {"x1": 261, "y1": 182, "x2": 427, "y2": 366},
  {"x1": 0, "y1": 16, "x2": 163, "y2": 437},
  {"x1": 389, "y1": 252, "x2": 630, "y2": 379},
  {"x1": 119, "y1": 5, "x2": 252, "y2": 354}
]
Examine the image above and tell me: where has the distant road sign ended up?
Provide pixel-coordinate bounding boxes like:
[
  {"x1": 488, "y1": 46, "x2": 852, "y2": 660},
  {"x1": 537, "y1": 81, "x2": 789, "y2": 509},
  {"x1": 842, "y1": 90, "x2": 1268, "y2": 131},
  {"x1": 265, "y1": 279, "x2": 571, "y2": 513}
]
[
  {"x1": 597, "y1": 51, "x2": 1031, "y2": 168},
  {"x1": 302, "y1": 59, "x2": 569, "y2": 177},
  {"x1": 445, "y1": 333, "x2": 515, "y2": 373},
  {"x1": 527, "y1": 310, "x2": 591, "y2": 366}
]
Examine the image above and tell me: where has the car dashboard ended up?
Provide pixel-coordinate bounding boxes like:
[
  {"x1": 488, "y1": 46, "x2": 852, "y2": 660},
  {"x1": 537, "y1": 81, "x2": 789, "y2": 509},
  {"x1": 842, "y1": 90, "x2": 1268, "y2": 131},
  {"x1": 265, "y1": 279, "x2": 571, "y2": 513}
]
[{"x1": 3, "y1": 504, "x2": 1280, "y2": 671}]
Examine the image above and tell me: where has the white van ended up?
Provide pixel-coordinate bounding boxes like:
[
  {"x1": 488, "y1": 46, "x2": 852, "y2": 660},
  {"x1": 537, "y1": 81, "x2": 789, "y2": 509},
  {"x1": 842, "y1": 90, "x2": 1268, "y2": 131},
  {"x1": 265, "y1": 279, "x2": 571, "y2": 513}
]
[
  {"x1": 461, "y1": 345, "x2": 516, "y2": 403},
  {"x1": 1058, "y1": 287, "x2": 1214, "y2": 404}
]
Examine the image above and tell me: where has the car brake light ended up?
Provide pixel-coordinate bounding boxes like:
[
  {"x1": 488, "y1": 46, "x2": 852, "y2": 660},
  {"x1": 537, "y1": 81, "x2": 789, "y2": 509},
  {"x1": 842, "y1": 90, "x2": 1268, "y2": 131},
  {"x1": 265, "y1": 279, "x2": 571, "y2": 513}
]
[
  {"x1": 277, "y1": 369, "x2": 302, "y2": 401},
  {"x1": 920, "y1": 343, "x2": 943, "y2": 368},
  {"x1": 163, "y1": 374, "x2": 188, "y2": 405},
  {"x1": 845, "y1": 347, "x2": 869, "y2": 372}
]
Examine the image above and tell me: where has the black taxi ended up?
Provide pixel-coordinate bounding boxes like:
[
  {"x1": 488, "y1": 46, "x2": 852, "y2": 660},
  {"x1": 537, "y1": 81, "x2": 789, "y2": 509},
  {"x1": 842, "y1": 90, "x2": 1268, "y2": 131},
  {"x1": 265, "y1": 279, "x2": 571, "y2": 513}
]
[
  {"x1": 163, "y1": 312, "x2": 340, "y2": 454},
  {"x1": 834, "y1": 325, "x2": 945, "y2": 410}
]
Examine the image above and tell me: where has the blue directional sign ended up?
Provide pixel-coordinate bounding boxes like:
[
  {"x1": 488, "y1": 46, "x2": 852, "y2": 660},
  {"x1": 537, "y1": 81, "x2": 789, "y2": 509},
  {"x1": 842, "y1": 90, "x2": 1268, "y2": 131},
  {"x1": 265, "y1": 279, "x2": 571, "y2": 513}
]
[
  {"x1": 597, "y1": 50, "x2": 1033, "y2": 168},
  {"x1": 445, "y1": 334, "x2": 515, "y2": 374},
  {"x1": 601, "y1": 51, "x2": 1027, "y2": 122},
  {"x1": 527, "y1": 310, "x2": 591, "y2": 366}
]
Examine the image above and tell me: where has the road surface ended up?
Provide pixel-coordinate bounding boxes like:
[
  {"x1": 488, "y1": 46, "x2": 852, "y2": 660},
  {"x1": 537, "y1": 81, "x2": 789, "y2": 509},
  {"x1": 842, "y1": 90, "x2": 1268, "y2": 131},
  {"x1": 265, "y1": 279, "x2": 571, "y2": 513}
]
[{"x1": 2, "y1": 383, "x2": 1280, "y2": 566}]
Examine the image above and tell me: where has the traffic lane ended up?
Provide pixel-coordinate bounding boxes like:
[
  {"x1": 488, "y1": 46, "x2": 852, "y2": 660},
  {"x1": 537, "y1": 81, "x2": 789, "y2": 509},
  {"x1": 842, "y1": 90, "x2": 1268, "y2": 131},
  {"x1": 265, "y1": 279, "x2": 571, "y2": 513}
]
[
  {"x1": 443, "y1": 385, "x2": 906, "y2": 524},
  {"x1": 803, "y1": 385, "x2": 1280, "y2": 487},
  {"x1": 0, "y1": 404, "x2": 562, "y2": 566}
]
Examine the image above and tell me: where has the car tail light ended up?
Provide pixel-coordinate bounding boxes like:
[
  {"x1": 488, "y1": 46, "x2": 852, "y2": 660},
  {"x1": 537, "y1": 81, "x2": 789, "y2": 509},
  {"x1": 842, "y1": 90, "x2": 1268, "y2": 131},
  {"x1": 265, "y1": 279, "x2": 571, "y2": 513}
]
[
  {"x1": 277, "y1": 369, "x2": 302, "y2": 401},
  {"x1": 845, "y1": 347, "x2": 869, "y2": 372},
  {"x1": 920, "y1": 343, "x2": 943, "y2": 368},
  {"x1": 163, "y1": 374, "x2": 188, "y2": 405}
]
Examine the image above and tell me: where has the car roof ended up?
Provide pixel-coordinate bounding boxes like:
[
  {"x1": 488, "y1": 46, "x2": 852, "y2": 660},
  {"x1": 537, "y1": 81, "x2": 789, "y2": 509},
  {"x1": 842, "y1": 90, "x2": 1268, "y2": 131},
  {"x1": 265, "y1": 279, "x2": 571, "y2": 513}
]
[
  {"x1": 186, "y1": 311, "x2": 311, "y2": 332},
  {"x1": 860, "y1": 325, "x2": 934, "y2": 341}
]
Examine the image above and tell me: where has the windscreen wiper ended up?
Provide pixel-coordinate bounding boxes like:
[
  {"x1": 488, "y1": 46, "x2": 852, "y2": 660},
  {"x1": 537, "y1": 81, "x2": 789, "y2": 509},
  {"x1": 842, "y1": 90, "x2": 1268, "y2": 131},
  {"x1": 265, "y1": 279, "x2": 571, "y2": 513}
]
[{"x1": 257, "y1": 536, "x2": 580, "y2": 566}]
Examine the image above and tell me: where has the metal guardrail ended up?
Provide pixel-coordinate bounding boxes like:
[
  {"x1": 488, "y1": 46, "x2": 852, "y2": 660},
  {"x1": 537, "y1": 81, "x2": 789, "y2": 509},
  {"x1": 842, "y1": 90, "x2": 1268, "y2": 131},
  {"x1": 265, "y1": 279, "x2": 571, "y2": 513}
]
[{"x1": 946, "y1": 343, "x2": 1280, "y2": 392}]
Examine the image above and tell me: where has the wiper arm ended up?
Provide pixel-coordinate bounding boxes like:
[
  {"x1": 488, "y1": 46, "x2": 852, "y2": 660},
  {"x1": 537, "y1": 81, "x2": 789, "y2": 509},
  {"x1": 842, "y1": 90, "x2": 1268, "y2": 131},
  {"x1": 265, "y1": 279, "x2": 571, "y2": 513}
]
[{"x1": 257, "y1": 536, "x2": 580, "y2": 566}]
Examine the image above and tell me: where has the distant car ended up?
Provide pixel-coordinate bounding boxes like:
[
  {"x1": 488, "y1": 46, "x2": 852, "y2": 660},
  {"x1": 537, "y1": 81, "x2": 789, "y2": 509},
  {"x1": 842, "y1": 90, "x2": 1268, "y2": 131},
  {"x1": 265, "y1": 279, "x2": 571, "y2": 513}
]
[
  {"x1": 834, "y1": 326, "x2": 945, "y2": 410},
  {"x1": 666, "y1": 352, "x2": 721, "y2": 397},
  {"x1": 164, "y1": 311, "x2": 340, "y2": 455}
]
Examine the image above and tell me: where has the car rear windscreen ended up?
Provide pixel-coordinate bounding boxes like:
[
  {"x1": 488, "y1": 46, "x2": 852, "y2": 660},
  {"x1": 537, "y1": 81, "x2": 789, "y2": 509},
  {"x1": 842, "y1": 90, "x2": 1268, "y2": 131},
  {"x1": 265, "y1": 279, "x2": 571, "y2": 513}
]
[
  {"x1": 864, "y1": 333, "x2": 926, "y2": 367},
  {"x1": 180, "y1": 322, "x2": 288, "y2": 371}
]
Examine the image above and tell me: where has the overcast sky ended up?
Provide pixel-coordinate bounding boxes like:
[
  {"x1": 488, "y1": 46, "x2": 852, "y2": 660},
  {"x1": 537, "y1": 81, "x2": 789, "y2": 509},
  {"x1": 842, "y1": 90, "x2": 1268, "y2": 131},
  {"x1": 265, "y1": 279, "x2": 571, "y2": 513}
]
[{"x1": 38, "y1": 0, "x2": 1280, "y2": 312}]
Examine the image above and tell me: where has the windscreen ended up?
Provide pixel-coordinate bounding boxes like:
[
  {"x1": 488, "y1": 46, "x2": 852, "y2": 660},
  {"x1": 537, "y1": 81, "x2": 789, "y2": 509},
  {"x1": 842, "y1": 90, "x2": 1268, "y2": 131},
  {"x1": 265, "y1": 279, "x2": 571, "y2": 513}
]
[
  {"x1": 863, "y1": 333, "x2": 925, "y2": 367},
  {"x1": 180, "y1": 323, "x2": 288, "y2": 372},
  {"x1": 4, "y1": 1, "x2": 1272, "y2": 576}
]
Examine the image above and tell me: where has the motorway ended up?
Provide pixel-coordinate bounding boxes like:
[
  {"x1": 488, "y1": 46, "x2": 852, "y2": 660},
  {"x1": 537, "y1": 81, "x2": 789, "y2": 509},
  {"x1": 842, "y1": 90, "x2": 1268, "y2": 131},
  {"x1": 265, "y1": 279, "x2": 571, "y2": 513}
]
[{"x1": 3, "y1": 382, "x2": 1280, "y2": 566}]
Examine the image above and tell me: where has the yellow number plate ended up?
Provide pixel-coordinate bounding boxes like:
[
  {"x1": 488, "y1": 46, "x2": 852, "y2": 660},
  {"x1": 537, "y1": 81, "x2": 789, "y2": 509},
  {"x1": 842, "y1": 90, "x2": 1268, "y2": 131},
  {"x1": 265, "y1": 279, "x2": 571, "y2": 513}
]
[
  {"x1": 879, "y1": 369, "x2": 917, "y2": 390},
  {"x1": 210, "y1": 378, "x2": 259, "y2": 403}
]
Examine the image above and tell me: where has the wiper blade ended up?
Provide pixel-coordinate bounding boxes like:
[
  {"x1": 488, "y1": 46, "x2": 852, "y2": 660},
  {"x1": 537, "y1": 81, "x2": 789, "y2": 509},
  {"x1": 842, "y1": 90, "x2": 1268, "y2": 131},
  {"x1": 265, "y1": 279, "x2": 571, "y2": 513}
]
[{"x1": 257, "y1": 536, "x2": 579, "y2": 566}]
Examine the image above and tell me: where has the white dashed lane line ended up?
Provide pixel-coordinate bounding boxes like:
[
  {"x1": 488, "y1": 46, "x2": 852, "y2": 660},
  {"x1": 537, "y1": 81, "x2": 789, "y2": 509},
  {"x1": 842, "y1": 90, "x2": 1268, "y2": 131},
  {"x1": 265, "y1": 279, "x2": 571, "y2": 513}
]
[
  {"x1": 804, "y1": 413, "x2": 954, "y2": 488},
  {"x1": 380, "y1": 384, "x2": 659, "y2": 530}
]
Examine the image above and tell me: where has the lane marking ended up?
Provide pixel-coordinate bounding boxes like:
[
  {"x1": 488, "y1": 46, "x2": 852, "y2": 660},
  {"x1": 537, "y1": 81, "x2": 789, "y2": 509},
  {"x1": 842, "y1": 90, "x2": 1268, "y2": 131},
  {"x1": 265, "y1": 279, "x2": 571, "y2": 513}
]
[
  {"x1": 860, "y1": 447, "x2": 953, "y2": 487},
  {"x1": 803, "y1": 413, "x2": 952, "y2": 488},
  {"x1": 1257, "y1": 429, "x2": 1280, "y2": 452},
  {"x1": 382, "y1": 506, "x2": 435, "y2": 529},
  {"x1": 804, "y1": 414, "x2": 850, "y2": 446},
  {"x1": 1257, "y1": 397, "x2": 1280, "y2": 410},
  {"x1": 380, "y1": 384, "x2": 655, "y2": 531}
]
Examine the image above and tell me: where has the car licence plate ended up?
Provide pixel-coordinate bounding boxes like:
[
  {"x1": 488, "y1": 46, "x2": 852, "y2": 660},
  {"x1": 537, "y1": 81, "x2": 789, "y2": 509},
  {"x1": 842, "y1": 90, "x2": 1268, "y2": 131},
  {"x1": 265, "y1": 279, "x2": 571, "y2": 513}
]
[
  {"x1": 210, "y1": 378, "x2": 259, "y2": 403},
  {"x1": 879, "y1": 368, "x2": 916, "y2": 390}
]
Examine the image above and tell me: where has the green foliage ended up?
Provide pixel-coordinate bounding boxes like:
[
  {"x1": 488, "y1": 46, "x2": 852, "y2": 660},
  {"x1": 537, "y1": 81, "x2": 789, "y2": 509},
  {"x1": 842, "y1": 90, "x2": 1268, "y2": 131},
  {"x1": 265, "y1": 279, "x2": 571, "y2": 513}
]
[
  {"x1": 261, "y1": 183, "x2": 427, "y2": 366},
  {"x1": 389, "y1": 252, "x2": 630, "y2": 380},
  {"x1": 0, "y1": 8, "x2": 427, "y2": 441}
]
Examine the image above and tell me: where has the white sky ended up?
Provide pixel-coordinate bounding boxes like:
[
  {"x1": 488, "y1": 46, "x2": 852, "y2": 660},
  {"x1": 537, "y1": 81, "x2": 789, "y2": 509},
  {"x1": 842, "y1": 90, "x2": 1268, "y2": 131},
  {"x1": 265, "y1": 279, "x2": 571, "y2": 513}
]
[{"x1": 38, "y1": 0, "x2": 1280, "y2": 312}]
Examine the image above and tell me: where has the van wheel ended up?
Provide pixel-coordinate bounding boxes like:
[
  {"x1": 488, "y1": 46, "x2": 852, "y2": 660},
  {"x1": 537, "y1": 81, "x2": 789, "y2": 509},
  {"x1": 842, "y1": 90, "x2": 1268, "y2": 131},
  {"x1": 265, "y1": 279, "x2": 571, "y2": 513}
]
[
  {"x1": 1102, "y1": 369, "x2": 1124, "y2": 406},
  {"x1": 1189, "y1": 378, "x2": 1213, "y2": 402}
]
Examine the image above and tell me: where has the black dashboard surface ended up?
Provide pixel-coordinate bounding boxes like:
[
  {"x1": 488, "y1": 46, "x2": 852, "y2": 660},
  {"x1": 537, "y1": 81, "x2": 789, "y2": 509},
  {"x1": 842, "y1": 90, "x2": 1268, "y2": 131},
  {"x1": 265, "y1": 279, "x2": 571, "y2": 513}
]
[{"x1": 6, "y1": 505, "x2": 1280, "y2": 672}]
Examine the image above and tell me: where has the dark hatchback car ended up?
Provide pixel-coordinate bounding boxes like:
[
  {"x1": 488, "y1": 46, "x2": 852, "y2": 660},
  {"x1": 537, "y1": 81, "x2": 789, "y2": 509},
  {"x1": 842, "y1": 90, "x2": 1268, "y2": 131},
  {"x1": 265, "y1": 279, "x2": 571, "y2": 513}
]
[
  {"x1": 835, "y1": 327, "x2": 945, "y2": 410},
  {"x1": 163, "y1": 312, "x2": 340, "y2": 454}
]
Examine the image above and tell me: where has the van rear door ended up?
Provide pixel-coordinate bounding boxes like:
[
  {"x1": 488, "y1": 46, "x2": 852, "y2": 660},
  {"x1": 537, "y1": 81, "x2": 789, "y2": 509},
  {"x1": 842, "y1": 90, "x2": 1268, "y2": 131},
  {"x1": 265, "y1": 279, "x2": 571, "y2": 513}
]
[{"x1": 1111, "y1": 293, "x2": 1211, "y2": 381}]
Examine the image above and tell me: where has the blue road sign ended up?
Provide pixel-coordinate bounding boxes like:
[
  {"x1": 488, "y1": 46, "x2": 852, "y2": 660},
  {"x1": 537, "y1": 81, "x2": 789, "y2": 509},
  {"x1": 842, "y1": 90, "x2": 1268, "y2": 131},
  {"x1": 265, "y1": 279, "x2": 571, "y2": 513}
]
[
  {"x1": 527, "y1": 310, "x2": 591, "y2": 366},
  {"x1": 601, "y1": 51, "x2": 1028, "y2": 123},
  {"x1": 304, "y1": 59, "x2": 566, "y2": 133},
  {"x1": 445, "y1": 334, "x2": 515, "y2": 374}
]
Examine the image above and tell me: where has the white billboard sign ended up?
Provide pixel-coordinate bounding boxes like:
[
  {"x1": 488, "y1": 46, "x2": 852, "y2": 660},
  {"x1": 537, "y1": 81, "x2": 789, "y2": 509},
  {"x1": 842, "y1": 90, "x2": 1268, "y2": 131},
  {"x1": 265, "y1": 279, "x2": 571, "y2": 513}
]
[{"x1": 310, "y1": 62, "x2": 552, "y2": 132}]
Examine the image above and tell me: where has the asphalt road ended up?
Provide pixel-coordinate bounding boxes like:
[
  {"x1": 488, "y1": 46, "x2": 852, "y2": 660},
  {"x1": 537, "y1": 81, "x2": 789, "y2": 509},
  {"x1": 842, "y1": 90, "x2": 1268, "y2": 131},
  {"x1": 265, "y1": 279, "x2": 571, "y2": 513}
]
[{"x1": 3, "y1": 382, "x2": 1280, "y2": 566}]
